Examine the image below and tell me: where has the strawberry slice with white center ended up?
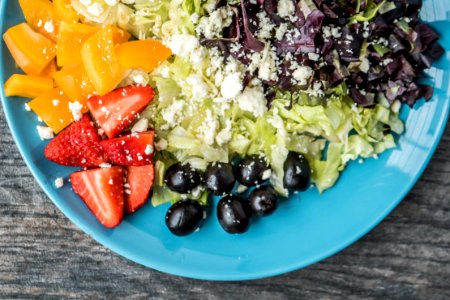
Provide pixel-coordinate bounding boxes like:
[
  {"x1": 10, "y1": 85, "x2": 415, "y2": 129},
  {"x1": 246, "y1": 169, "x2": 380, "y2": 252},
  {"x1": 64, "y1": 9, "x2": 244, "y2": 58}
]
[
  {"x1": 125, "y1": 164, "x2": 154, "y2": 214},
  {"x1": 70, "y1": 166, "x2": 124, "y2": 228},
  {"x1": 87, "y1": 85, "x2": 155, "y2": 138},
  {"x1": 100, "y1": 131, "x2": 155, "y2": 166}
]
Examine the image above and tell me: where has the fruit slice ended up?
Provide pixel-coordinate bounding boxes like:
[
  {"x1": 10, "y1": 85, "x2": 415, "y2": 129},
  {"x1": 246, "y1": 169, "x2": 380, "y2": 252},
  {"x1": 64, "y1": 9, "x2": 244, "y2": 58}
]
[
  {"x1": 81, "y1": 27, "x2": 128, "y2": 95},
  {"x1": 44, "y1": 114, "x2": 109, "y2": 166},
  {"x1": 116, "y1": 40, "x2": 172, "y2": 73},
  {"x1": 18, "y1": 0, "x2": 59, "y2": 42},
  {"x1": 3, "y1": 23, "x2": 56, "y2": 75},
  {"x1": 100, "y1": 132, "x2": 155, "y2": 166},
  {"x1": 87, "y1": 85, "x2": 155, "y2": 138},
  {"x1": 71, "y1": 166, "x2": 124, "y2": 228},
  {"x1": 125, "y1": 164, "x2": 154, "y2": 214},
  {"x1": 28, "y1": 88, "x2": 75, "y2": 133},
  {"x1": 56, "y1": 22, "x2": 99, "y2": 67},
  {"x1": 4, "y1": 74, "x2": 53, "y2": 98},
  {"x1": 53, "y1": 64, "x2": 95, "y2": 102},
  {"x1": 53, "y1": 0, "x2": 80, "y2": 24}
]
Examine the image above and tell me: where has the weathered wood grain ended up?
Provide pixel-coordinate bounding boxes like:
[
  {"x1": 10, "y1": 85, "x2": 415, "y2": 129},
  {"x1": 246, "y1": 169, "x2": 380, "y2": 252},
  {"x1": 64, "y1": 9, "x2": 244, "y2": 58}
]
[{"x1": 0, "y1": 109, "x2": 448, "y2": 300}]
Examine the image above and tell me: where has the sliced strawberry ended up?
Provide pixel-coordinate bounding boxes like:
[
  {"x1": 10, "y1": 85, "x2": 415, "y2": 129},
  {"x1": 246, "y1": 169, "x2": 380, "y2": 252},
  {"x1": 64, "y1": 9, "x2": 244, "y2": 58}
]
[
  {"x1": 125, "y1": 164, "x2": 154, "y2": 214},
  {"x1": 87, "y1": 85, "x2": 155, "y2": 138},
  {"x1": 100, "y1": 131, "x2": 155, "y2": 166},
  {"x1": 70, "y1": 166, "x2": 124, "y2": 228},
  {"x1": 44, "y1": 114, "x2": 109, "y2": 167}
]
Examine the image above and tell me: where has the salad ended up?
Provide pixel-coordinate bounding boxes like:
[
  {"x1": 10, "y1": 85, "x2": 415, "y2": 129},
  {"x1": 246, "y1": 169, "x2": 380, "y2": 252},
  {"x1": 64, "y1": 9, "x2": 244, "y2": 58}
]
[{"x1": 2, "y1": 0, "x2": 443, "y2": 235}]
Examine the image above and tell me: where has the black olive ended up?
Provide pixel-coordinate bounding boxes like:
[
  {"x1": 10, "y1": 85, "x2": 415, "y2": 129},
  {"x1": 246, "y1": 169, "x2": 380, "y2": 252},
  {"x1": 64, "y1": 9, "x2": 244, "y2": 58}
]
[
  {"x1": 204, "y1": 162, "x2": 236, "y2": 196},
  {"x1": 164, "y1": 163, "x2": 202, "y2": 194},
  {"x1": 248, "y1": 186, "x2": 278, "y2": 216},
  {"x1": 235, "y1": 155, "x2": 270, "y2": 187},
  {"x1": 217, "y1": 195, "x2": 252, "y2": 234},
  {"x1": 283, "y1": 151, "x2": 311, "y2": 191},
  {"x1": 165, "y1": 199, "x2": 205, "y2": 236}
]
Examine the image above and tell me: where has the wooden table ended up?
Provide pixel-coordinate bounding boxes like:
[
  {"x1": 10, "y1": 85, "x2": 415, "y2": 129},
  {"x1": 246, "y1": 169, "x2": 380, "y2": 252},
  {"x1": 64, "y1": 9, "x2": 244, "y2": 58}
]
[{"x1": 0, "y1": 110, "x2": 448, "y2": 299}]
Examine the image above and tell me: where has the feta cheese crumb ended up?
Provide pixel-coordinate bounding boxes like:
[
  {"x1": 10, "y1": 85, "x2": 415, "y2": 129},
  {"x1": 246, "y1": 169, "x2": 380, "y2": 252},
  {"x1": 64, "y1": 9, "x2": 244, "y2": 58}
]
[
  {"x1": 165, "y1": 34, "x2": 199, "y2": 58},
  {"x1": 44, "y1": 21, "x2": 54, "y2": 33},
  {"x1": 105, "y1": 0, "x2": 118, "y2": 6},
  {"x1": 52, "y1": 99, "x2": 60, "y2": 107},
  {"x1": 36, "y1": 126, "x2": 54, "y2": 140},
  {"x1": 99, "y1": 163, "x2": 112, "y2": 168},
  {"x1": 262, "y1": 169, "x2": 272, "y2": 180},
  {"x1": 144, "y1": 144, "x2": 154, "y2": 155},
  {"x1": 292, "y1": 66, "x2": 313, "y2": 85},
  {"x1": 131, "y1": 118, "x2": 149, "y2": 133},
  {"x1": 236, "y1": 185, "x2": 248, "y2": 194},
  {"x1": 155, "y1": 138, "x2": 168, "y2": 151},
  {"x1": 236, "y1": 86, "x2": 268, "y2": 117},
  {"x1": 24, "y1": 103, "x2": 31, "y2": 111},
  {"x1": 87, "y1": 3, "x2": 104, "y2": 17},
  {"x1": 277, "y1": 0, "x2": 295, "y2": 18},
  {"x1": 221, "y1": 72, "x2": 243, "y2": 99},
  {"x1": 54, "y1": 177, "x2": 64, "y2": 189},
  {"x1": 68, "y1": 101, "x2": 83, "y2": 122}
]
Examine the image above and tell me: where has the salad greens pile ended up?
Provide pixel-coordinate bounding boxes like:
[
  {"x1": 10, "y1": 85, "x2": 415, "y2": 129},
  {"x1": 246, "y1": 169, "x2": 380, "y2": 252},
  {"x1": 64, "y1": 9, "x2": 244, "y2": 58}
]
[{"x1": 71, "y1": 0, "x2": 442, "y2": 205}]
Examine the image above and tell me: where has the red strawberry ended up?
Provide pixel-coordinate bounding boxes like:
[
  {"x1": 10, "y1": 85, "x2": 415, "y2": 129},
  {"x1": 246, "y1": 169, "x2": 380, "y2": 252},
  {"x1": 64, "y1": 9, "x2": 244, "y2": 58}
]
[
  {"x1": 124, "y1": 164, "x2": 154, "y2": 214},
  {"x1": 44, "y1": 114, "x2": 109, "y2": 167},
  {"x1": 70, "y1": 166, "x2": 124, "y2": 228},
  {"x1": 100, "y1": 132, "x2": 155, "y2": 166},
  {"x1": 87, "y1": 85, "x2": 155, "y2": 138}
]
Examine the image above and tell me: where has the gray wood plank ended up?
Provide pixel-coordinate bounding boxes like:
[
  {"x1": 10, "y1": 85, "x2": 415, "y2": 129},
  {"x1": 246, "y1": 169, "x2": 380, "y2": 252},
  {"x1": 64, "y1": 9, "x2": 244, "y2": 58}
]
[{"x1": 0, "y1": 109, "x2": 449, "y2": 300}]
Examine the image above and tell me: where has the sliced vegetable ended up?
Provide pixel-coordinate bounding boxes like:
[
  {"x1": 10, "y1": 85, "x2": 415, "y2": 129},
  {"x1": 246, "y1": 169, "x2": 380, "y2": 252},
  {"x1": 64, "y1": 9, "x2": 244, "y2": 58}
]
[
  {"x1": 53, "y1": 64, "x2": 96, "y2": 102},
  {"x1": 28, "y1": 88, "x2": 74, "y2": 133},
  {"x1": 39, "y1": 59, "x2": 58, "y2": 78},
  {"x1": 81, "y1": 27, "x2": 127, "y2": 95},
  {"x1": 116, "y1": 40, "x2": 172, "y2": 73},
  {"x1": 4, "y1": 74, "x2": 54, "y2": 98},
  {"x1": 56, "y1": 22, "x2": 99, "y2": 67},
  {"x1": 53, "y1": 0, "x2": 80, "y2": 24},
  {"x1": 18, "y1": 0, "x2": 59, "y2": 41},
  {"x1": 3, "y1": 23, "x2": 56, "y2": 75}
]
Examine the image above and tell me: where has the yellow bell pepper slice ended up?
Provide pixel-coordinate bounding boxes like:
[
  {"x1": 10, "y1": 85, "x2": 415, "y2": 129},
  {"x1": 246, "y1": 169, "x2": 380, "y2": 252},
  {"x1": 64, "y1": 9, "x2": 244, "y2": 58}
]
[
  {"x1": 18, "y1": 0, "x2": 59, "y2": 42},
  {"x1": 53, "y1": 0, "x2": 80, "y2": 24},
  {"x1": 56, "y1": 22, "x2": 99, "y2": 67},
  {"x1": 28, "y1": 88, "x2": 76, "y2": 133},
  {"x1": 81, "y1": 27, "x2": 127, "y2": 95},
  {"x1": 53, "y1": 64, "x2": 95, "y2": 102},
  {"x1": 4, "y1": 74, "x2": 54, "y2": 99},
  {"x1": 3, "y1": 23, "x2": 56, "y2": 76},
  {"x1": 116, "y1": 40, "x2": 172, "y2": 73}
]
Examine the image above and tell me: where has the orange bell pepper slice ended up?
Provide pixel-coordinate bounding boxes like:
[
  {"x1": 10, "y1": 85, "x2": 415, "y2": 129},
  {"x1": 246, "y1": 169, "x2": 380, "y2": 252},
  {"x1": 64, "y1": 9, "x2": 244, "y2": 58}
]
[
  {"x1": 81, "y1": 27, "x2": 127, "y2": 96},
  {"x1": 116, "y1": 40, "x2": 172, "y2": 73},
  {"x1": 56, "y1": 22, "x2": 99, "y2": 67},
  {"x1": 18, "y1": 0, "x2": 59, "y2": 42},
  {"x1": 53, "y1": 0, "x2": 80, "y2": 24},
  {"x1": 3, "y1": 23, "x2": 56, "y2": 76},
  {"x1": 28, "y1": 88, "x2": 77, "y2": 133},
  {"x1": 4, "y1": 74, "x2": 54, "y2": 99},
  {"x1": 53, "y1": 64, "x2": 95, "y2": 102}
]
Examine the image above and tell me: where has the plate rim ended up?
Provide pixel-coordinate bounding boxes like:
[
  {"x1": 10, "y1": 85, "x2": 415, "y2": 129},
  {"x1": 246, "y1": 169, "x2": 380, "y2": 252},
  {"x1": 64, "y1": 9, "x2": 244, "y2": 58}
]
[{"x1": 0, "y1": 0, "x2": 449, "y2": 281}]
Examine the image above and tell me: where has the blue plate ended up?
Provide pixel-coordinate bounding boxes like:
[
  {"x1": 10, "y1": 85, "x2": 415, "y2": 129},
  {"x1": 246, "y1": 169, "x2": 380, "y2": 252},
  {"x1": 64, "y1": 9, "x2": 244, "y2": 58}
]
[{"x1": 1, "y1": 0, "x2": 449, "y2": 281}]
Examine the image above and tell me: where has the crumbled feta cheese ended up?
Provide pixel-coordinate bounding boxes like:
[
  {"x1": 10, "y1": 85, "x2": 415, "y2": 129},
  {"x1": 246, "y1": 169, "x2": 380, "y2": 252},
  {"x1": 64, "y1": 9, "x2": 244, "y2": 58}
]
[
  {"x1": 131, "y1": 118, "x2": 149, "y2": 133},
  {"x1": 44, "y1": 21, "x2": 54, "y2": 33},
  {"x1": 196, "y1": 7, "x2": 233, "y2": 39},
  {"x1": 292, "y1": 66, "x2": 313, "y2": 85},
  {"x1": 155, "y1": 138, "x2": 168, "y2": 151},
  {"x1": 359, "y1": 57, "x2": 370, "y2": 73},
  {"x1": 161, "y1": 100, "x2": 184, "y2": 127},
  {"x1": 54, "y1": 178, "x2": 64, "y2": 189},
  {"x1": 144, "y1": 144, "x2": 154, "y2": 155},
  {"x1": 308, "y1": 53, "x2": 320, "y2": 61},
  {"x1": 277, "y1": 0, "x2": 295, "y2": 18},
  {"x1": 165, "y1": 34, "x2": 199, "y2": 58},
  {"x1": 87, "y1": 3, "x2": 104, "y2": 16},
  {"x1": 24, "y1": 103, "x2": 31, "y2": 111},
  {"x1": 236, "y1": 86, "x2": 268, "y2": 117},
  {"x1": 197, "y1": 109, "x2": 218, "y2": 145},
  {"x1": 215, "y1": 120, "x2": 232, "y2": 146},
  {"x1": 221, "y1": 72, "x2": 243, "y2": 99},
  {"x1": 236, "y1": 185, "x2": 248, "y2": 194},
  {"x1": 68, "y1": 101, "x2": 83, "y2": 122},
  {"x1": 36, "y1": 126, "x2": 54, "y2": 140},
  {"x1": 186, "y1": 74, "x2": 209, "y2": 99},
  {"x1": 99, "y1": 163, "x2": 112, "y2": 168},
  {"x1": 80, "y1": 0, "x2": 92, "y2": 6},
  {"x1": 105, "y1": 0, "x2": 118, "y2": 6},
  {"x1": 262, "y1": 169, "x2": 272, "y2": 180},
  {"x1": 52, "y1": 99, "x2": 60, "y2": 107},
  {"x1": 275, "y1": 23, "x2": 288, "y2": 40}
]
